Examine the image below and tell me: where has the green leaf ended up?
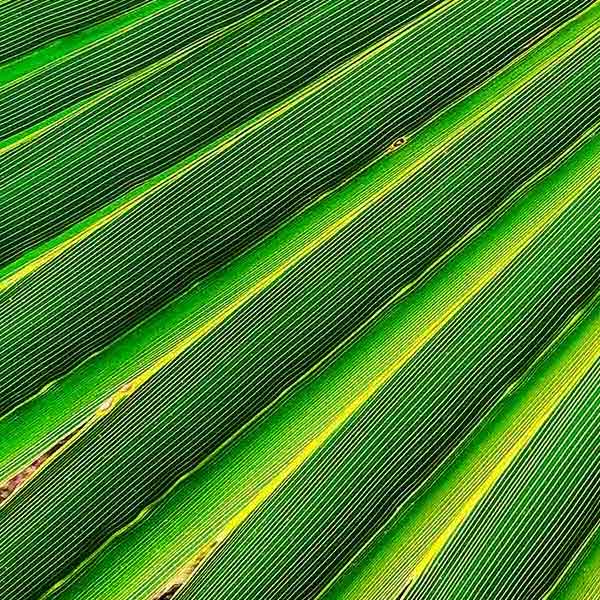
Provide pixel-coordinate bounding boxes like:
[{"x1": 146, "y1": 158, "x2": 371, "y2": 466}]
[
  {"x1": 0, "y1": 0, "x2": 152, "y2": 64},
  {"x1": 0, "y1": 0, "x2": 438, "y2": 142},
  {"x1": 42, "y1": 124, "x2": 600, "y2": 600},
  {"x1": 1, "y1": 0, "x2": 598, "y2": 441},
  {"x1": 2, "y1": 2, "x2": 600, "y2": 600},
  {"x1": 0, "y1": 0, "x2": 445, "y2": 264},
  {"x1": 2, "y1": 0, "x2": 599, "y2": 488},
  {"x1": 5, "y1": 85, "x2": 600, "y2": 600},
  {"x1": 400, "y1": 351, "x2": 600, "y2": 600}
]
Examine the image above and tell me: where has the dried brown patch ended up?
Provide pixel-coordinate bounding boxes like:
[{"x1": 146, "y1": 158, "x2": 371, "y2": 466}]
[
  {"x1": 155, "y1": 584, "x2": 181, "y2": 600},
  {"x1": 0, "y1": 426, "x2": 82, "y2": 504},
  {"x1": 151, "y1": 541, "x2": 218, "y2": 600}
]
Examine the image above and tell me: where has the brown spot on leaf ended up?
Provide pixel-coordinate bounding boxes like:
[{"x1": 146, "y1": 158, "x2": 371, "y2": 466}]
[
  {"x1": 151, "y1": 540, "x2": 218, "y2": 600},
  {"x1": 155, "y1": 584, "x2": 181, "y2": 600},
  {"x1": 389, "y1": 136, "x2": 408, "y2": 151},
  {"x1": 0, "y1": 426, "x2": 83, "y2": 504},
  {"x1": 397, "y1": 578, "x2": 413, "y2": 599}
]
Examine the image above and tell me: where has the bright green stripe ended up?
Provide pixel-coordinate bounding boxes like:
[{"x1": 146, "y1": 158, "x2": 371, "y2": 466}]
[
  {"x1": 3, "y1": 0, "x2": 599, "y2": 287},
  {"x1": 0, "y1": 1, "x2": 274, "y2": 154},
  {"x1": 325, "y1": 308, "x2": 600, "y2": 600},
  {"x1": 321, "y1": 293, "x2": 600, "y2": 600},
  {"x1": 0, "y1": 0, "x2": 453, "y2": 272},
  {"x1": 0, "y1": 0, "x2": 451, "y2": 267},
  {"x1": 0, "y1": 0, "x2": 188, "y2": 87},
  {"x1": 1, "y1": 0, "x2": 594, "y2": 270},
  {"x1": 0, "y1": 0, "x2": 152, "y2": 65}
]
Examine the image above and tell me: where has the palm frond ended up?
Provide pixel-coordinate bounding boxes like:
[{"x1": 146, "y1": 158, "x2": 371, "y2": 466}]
[{"x1": 1, "y1": 2, "x2": 599, "y2": 600}]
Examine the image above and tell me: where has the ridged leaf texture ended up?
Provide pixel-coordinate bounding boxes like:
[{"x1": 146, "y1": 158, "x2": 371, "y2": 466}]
[{"x1": 1, "y1": 1, "x2": 599, "y2": 599}]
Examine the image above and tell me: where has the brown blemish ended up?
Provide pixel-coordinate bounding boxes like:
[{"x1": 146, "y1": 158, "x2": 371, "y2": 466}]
[
  {"x1": 0, "y1": 426, "x2": 83, "y2": 504},
  {"x1": 151, "y1": 540, "x2": 219, "y2": 600},
  {"x1": 155, "y1": 584, "x2": 181, "y2": 600},
  {"x1": 389, "y1": 136, "x2": 408, "y2": 151},
  {"x1": 397, "y1": 578, "x2": 413, "y2": 599},
  {"x1": 97, "y1": 396, "x2": 114, "y2": 413}
]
